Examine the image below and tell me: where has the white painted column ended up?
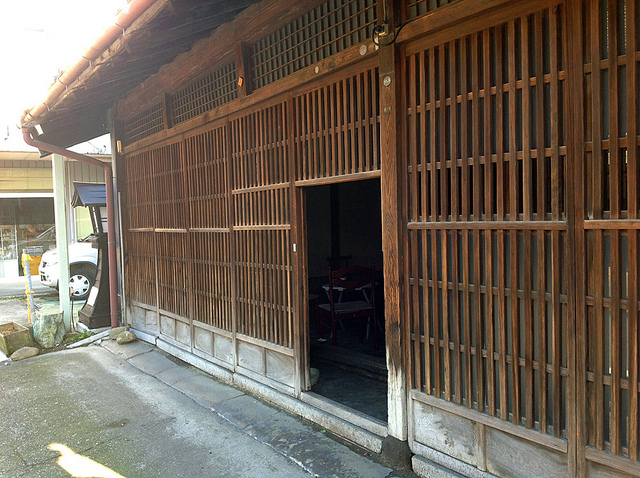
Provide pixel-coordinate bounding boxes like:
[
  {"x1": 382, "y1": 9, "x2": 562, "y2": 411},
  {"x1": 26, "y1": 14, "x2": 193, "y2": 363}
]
[{"x1": 52, "y1": 154, "x2": 71, "y2": 330}]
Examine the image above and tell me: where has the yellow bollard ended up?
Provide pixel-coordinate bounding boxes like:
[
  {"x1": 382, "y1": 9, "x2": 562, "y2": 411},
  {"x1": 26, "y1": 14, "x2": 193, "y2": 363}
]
[{"x1": 22, "y1": 253, "x2": 35, "y2": 324}]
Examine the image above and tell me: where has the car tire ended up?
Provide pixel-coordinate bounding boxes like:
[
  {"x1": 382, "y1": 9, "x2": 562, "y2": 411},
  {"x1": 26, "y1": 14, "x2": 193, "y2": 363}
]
[{"x1": 69, "y1": 267, "x2": 95, "y2": 301}]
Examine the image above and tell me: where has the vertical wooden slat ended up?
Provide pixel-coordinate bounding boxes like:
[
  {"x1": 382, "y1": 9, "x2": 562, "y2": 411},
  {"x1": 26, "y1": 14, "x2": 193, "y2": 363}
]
[
  {"x1": 364, "y1": 69, "x2": 372, "y2": 172},
  {"x1": 449, "y1": 38, "x2": 463, "y2": 405},
  {"x1": 629, "y1": 229, "x2": 639, "y2": 460},
  {"x1": 610, "y1": 227, "x2": 622, "y2": 454},
  {"x1": 408, "y1": 53, "x2": 423, "y2": 392},
  {"x1": 409, "y1": 55, "x2": 419, "y2": 222},
  {"x1": 627, "y1": 0, "x2": 639, "y2": 460},
  {"x1": 356, "y1": 72, "x2": 364, "y2": 173},
  {"x1": 439, "y1": 44, "x2": 452, "y2": 402},
  {"x1": 349, "y1": 75, "x2": 357, "y2": 175},
  {"x1": 372, "y1": 68, "x2": 380, "y2": 171},
  {"x1": 551, "y1": 228, "x2": 562, "y2": 437},
  {"x1": 522, "y1": 14, "x2": 532, "y2": 223},
  {"x1": 472, "y1": 31, "x2": 485, "y2": 413},
  {"x1": 594, "y1": 229, "x2": 605, "y2": 450},
  {"x1": 550, "y1": 8, "x2": 560, "y2": 222},
  {"x1": 534, "y1": 10, "x2": 548, "y2": 435},
  {"x1": 508, "y1": 17, "x2": 522, "y2": 427},
  {"x1": 549, "y1": 6, "x2": 563, "y2": 439},
  {"x1": 494, "y1": 24, "x2": 508, "y2": 421},
  {"x1": 411, "y1": 230, "x2": 423, "y2": 391},
  {"x1": 628, "y1": 0, "x2": 638, "y2": 221},
  {"x1": 607, "y1": 0, "x2": 621, "y2": 456},
  {"x1": 304, "y1": 90, "x2": 312, "y2": 180},
  {"x1": 420, "y1": 49, "x2": 428, "y2": 223},
  {"x1": 483, "y1": 28, "x2": 496, "y2": 417},
  {"x1": 460, "y1": 34, "x2": 473, "y2": 408},
  {"x1": 429, "y1": 46, "x2": 442, "y2": 398},
  {"x1": 342, "y1": 77, "x2": 349, "y2": 176},
  {"x1": 421, "y1": 48, "x2": 432, "y2": 395},
  {"x1": 328, "y1": 83, "x2": 336, "y2": 177}
]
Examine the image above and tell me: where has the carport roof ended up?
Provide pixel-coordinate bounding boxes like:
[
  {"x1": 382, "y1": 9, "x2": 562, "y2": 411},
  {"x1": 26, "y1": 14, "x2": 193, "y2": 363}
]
[{"x1": 21, "y1": 0, "x2": 259, "y2": 149}]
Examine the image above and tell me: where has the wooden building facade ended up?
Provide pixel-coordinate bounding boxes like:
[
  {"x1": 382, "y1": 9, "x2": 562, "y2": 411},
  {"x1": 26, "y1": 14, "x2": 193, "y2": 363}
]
[{"x1": 113, "y1": 0, "x2": 639, "y2": 476}]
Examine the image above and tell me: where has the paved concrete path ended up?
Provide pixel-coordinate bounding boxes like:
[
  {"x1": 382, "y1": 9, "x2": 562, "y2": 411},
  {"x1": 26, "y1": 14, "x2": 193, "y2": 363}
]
[{"x1": 0, "y1": 340, "x2": 403, "y2": 478}]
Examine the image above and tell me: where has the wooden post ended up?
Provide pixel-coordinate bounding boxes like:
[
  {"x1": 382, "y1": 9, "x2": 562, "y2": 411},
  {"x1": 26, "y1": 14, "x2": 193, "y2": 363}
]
[
  {"x1": 378, "y1": 0, "x2": 407, "y2": 441},
  {"x1": 565, "y1": 0, "x2": 584, "y2": 475},
  {"x1": 52, "y1": 154, "x2": 72, "y2": 331},
  {"x1": 236, "y1": 42, "x2": 254, "y2": 98}
]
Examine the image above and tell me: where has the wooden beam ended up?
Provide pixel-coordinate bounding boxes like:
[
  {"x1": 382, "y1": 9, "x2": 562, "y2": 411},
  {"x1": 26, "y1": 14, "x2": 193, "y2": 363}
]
[
  {"x1": 565, "y1": 0, "x2": 584, "y2": 476},
  {"x1": 378, "y1": 0, "x2": 407, "y2": 442},
  {"x1": 236, "y1": 42, "x2": 254, "y2": 97}
]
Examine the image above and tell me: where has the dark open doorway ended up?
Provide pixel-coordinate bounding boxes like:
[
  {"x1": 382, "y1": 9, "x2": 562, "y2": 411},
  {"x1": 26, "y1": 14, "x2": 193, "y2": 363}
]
[{"x1": 304, "y1": 178, "x2": 387, "y2": 423}]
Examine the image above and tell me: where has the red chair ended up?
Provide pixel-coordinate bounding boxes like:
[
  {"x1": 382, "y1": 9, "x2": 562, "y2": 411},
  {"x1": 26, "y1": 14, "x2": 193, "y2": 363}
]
[{"x1": 318, "y1": 265, "x2": 377, "y2": 348}]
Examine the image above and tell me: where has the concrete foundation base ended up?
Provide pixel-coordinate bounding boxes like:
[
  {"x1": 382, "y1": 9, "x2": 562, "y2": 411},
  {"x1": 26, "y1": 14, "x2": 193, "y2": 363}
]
[{"x1": 381, "y1": 435, "x2": 413, "y2": 471}]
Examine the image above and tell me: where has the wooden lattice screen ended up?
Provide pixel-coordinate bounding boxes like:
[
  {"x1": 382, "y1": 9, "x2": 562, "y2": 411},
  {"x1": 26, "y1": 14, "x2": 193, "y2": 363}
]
[
  {"x1": 185, "y1": 127, "x2": 233, "y2": 331},
  {"x1": 124, "y1": 150, "x2": 156, "y2": 305},
  {"x1": 405, "y1": 4, "x2": 568, "y2": 436},
  {"x1": 125, "y1": 150, "x2": 156, "y2": 230},
  {"x1": 293, "y1": 66, "x2": 380, "y2": 182},
  {"x1": 581, "y1": 0, "x2": 640, "y2": 460},
  {"x1": 250, "y1": 0, "x2": 377, "y2": 89},
  {"x1": 124, "y1": 230, "x2": 156, "y2": 306},
  {"x1": 156, "y1": 231, "x2": 190, "y2": 318},
  {"x1": 123, "y1": 102, "x2": 164, "y2": 146},
  {"x1": 152, "y1": 143, "x2": 186, "y2": 231},
  {"x1": 149, "y1": 142, "x2": 190, "y2": 318},
  {"x1": 172, "y1": 62, "x2": 238, "y2": 125},
  {"x1": 231, "y1": 103, "x2": 293, "y2": 347}
]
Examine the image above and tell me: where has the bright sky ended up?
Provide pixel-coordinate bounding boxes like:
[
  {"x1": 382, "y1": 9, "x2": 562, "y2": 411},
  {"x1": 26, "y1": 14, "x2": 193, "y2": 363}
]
[{"x1": 0, "y1": 0, "x2": 125, "y2": 147}]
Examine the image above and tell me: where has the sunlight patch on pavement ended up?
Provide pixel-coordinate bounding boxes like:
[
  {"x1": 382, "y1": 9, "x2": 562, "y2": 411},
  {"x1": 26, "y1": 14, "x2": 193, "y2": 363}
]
[{"x1": 47, "y1": 443, "x2": 126, "y2": 478}]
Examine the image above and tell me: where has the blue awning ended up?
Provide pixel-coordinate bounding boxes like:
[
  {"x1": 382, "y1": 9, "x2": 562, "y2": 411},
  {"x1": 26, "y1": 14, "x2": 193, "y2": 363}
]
[{"x1": 72, "y1": 182, "x2": 106, "y2": 207}]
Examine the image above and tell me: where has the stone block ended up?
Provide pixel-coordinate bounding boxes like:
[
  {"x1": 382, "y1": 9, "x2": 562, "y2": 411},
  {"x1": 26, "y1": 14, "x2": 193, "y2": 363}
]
[
  {"x1": 413, "y1": 402, "x2": 480, "y2": 468},
  {"x1": 237, "y1": 341, "x2": 264, "y2": 374},
  {"x1": 10, "y1": 346, "x2": 39, "y2": 361},
  {"x1": 116, "y1": 331, "x2": 137, "y2": 345},
  {"x1": 265, "y1": 349, "x2": 294, "y2": 386},
  {"x1": 145, "y1": 309, "x2": 157, "y2": 327},
  {"x1": 194, "y1": 328, "x2": 213, "y2": 355},
  {"x1": 214, "y1": 334, "x2": 233, "y2": 365},
  {"x1": 160, "y1": 315, "x2": 175, "y2": 338},
  {"x1": 32, "y1": 308, "x2": 65, "y2": 349},
  {"x1": 485, "y1": 427, "x2": 567, "y2": 478},
  {"x1": 175, "y1": 321, "x2": 190, "y2": 346},
  {"x1": 109, "y1": 325, "x2": 130, "y2": 340}
]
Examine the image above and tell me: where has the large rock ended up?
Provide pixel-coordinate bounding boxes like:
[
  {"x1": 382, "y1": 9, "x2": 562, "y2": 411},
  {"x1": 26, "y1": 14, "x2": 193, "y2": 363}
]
[
  {"x1": 33, "y1": 308, "x2": 65, "y2": 349},
  {"x1": 10, "y1": 346, "x2": 39, "y2": 361},
  {"x1": 116, "y1": 330, "x2": 137, "y2": 345},
  {"x1": 109, "y1": 325, "x2": 130, "y2": 340}
]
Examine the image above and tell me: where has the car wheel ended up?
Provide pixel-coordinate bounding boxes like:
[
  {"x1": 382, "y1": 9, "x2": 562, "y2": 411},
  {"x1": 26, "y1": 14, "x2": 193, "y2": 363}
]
[{"x1": 69, "y1": 268, "x2": 95, "y2": 301}]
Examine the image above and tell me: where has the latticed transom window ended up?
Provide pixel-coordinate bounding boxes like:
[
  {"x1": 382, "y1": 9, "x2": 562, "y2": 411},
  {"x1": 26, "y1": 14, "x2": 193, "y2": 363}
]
[
  {"x1": 123, "y1": 103, "x2": 164, "y2": 146},
  {"x1": 171, "y1": 62, "x2": 238, "y2": 125},
  {"x1": 251, "y1": 0, "x2": 377, "y2": 89}
]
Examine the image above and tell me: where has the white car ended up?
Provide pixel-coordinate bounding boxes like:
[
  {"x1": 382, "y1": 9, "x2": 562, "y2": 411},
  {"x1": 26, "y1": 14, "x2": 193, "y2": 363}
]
[{"x1": 39, "y1": 239, "x2": 98, "y2": 300}]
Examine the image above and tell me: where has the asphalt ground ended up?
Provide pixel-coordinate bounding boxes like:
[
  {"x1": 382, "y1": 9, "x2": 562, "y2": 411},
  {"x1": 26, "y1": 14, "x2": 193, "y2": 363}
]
[
  {"x1": 0, "y1": 337, "x2": 413, "y2": 478},
  {"x1": 0, "y1": 277, "x2": 416, "y2": 478}
]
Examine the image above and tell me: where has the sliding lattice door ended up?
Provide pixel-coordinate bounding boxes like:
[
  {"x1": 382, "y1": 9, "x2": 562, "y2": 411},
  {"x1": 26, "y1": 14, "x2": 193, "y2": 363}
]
[
  {"x1": 579, "y1": 0, "x2": 640, "y2": 470},
  {"x1": 231, "y1": 103, "x2": 293, "y2": 348},
  {"x1": 404, "y1": 0, "x2": 572, "y2": 461}
]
